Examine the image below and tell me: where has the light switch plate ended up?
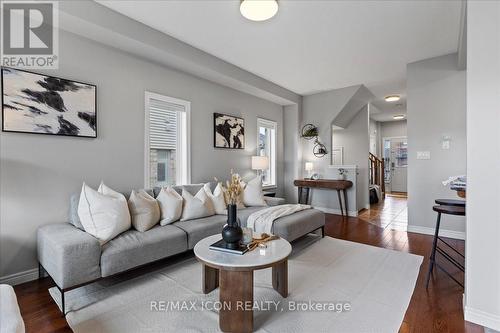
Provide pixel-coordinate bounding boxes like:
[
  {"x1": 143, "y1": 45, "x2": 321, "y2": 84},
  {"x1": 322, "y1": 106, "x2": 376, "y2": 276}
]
[{"x1": 417, "y1": 151, "x2": 431, "y2": 160}]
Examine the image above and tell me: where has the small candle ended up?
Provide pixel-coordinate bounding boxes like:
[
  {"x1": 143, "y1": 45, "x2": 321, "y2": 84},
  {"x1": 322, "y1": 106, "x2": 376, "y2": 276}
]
[{"x1": 258, "y1": 243, "x2": 267, "y2": 255}]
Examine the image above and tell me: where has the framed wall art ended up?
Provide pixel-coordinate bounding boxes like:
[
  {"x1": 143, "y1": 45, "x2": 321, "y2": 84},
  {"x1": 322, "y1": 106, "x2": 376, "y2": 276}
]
[
  {"x1": 2, "y1": 67, "x2": 97, "y2": 138},
  {"x1": 213, "y1": 112, "x2": 245, "y2": 149}
]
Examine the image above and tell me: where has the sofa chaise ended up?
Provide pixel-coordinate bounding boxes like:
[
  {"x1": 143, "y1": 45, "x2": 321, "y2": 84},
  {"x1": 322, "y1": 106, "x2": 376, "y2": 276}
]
[{"x1": 37, "y1": 183, "x2": 325, "y2": 315}]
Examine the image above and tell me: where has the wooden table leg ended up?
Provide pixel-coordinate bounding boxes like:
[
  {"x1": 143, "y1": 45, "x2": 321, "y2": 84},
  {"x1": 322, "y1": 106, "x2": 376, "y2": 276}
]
[
  {"x1": 202, "y1": 264, "x2": 219, "y2": 294},
  {"x1": 298, "y1": 187, "x2": 303, "y2": 204},
  {"x1": 304, "y1": 188, "x2": 310, "y2": 204},
  {"x1": 272, "y1": 260, "x2": 288, "y2": 298},
  {"x1": 337, "y1": 190, "x2": 344, "y2": 217},
  {"x1": 219, "y1": 270, "x2": 253, "y2": 333},
  {"x1": 343, "y1": 189, "x2": 349, "y2": 217}
]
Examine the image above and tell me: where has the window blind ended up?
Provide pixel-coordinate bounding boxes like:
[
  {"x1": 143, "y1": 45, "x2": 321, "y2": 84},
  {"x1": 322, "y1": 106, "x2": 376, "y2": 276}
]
[{"x1": 148, "y1": 98, "x2": 183, "y2": 150}]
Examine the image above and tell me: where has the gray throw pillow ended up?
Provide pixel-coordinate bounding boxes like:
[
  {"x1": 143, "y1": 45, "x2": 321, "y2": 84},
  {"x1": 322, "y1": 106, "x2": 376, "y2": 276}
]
[
  {"x1": 69, "y1": 193, "x2": 84, "y2": 230},
  {"x1": 153, "y1": 187, "x2": 162, "y2": 198},
  {"x1": 143, "y1": 188, "x2": 155, "y2": 198}
]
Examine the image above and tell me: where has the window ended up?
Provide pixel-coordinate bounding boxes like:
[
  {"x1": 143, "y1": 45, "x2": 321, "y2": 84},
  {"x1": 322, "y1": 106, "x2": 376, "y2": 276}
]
[
  {"x1": 145, "y1": 92, "x2": 190, "y2": 188},
  {"x1": 257, "y1": 118, "x2": 277, "y2": 187}
]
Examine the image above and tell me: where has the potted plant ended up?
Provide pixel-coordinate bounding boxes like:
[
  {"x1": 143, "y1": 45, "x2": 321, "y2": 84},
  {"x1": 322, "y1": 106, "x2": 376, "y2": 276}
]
[
  {"x1": 301, "y1": 124, "x2": 319, "y2": 139},
  {"x1": 338, "y1": 168, "x2": 348, "y2": 180}
]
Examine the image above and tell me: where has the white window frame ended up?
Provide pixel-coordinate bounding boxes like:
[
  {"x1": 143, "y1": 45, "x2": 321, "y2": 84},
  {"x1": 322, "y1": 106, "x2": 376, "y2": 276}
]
[
  {"x1": 257, "y1": 118, "x2": 277, "y2": 189},
  {"x1": 144, "y1": 91, "x2": 191, "y2": 187}
]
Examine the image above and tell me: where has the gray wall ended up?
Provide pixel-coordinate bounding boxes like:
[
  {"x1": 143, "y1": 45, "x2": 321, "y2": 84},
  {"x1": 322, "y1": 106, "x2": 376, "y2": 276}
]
[
  {"x1": 301, "y1": 85, "x2": 359, "y2": 174},
  {"x1": 283, "y1": 103, "x2": 302, "y2": 203},
  {"x1": 301, "y1": 86, "x2": 369, "y2": 214},
  {"x1": 0, "y1": 31, "x2": 284, "y2": 278},
  {"x1": 380, "y1": 120, "x2": 407, "y2": 139},
  {"x1": 407, "y1": 53, "x2": 466, "y2": 234},
  {"x1": 369, "y1": 118, "x2": 381, "y2": 156},
  {"x1": 369, "y1": 119, "x2": 407, "y2": 158},
  {"x1": 332, "y1": 106, "x2": 370, "y2": 210},
  {"x1": 465, "y1": 1, "x2": 500, "y2": 330},
  {"x1": 378, "y1": 120, "x2": 407, "y2": 157}
]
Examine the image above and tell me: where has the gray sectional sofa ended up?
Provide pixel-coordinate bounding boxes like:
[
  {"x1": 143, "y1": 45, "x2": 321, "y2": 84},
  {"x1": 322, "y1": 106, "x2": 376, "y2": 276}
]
[{"x1": 37, "y1": 184, "x2": 325, "y2": 314}]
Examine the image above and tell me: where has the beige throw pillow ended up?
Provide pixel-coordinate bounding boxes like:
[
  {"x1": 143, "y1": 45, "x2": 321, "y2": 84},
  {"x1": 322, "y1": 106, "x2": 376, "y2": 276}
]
[
  {"x1": 77, "y1": 182, "x2": 131, "y2": 245},
  {"x1": 157, "y1": 186, "x2": 183, "y2": 225},
  {"x1": 181, "y1": 187, "x2": 215, "y2": 221},
  {"x1": 242, "y1": 176, "x2": 268, "y2": 207},
  {"x1": 128, "y1": 190, "x2": 160, "y2": 232},
  {"x1": 203, "y1": 183, "x2": 227, "y2": 215}
]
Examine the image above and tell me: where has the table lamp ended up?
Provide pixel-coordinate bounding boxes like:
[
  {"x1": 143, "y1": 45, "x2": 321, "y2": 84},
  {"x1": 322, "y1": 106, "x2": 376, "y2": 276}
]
[
  {"x1": 305, "y1": 162, "x2": 314, "y2": 179},
  {"x1": 252, "y1": 156, "x2": 269, "y2": 176}
]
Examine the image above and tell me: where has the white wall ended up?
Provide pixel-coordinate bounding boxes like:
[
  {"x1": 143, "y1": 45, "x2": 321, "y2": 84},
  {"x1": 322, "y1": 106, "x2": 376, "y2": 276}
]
[
  {"x1": 0, "y1": 31, "x2": 284, "y2": 280},
  {"x1": 464, "y1": 1, "x2": 500, "y2": 331},
  {"x1": 406, "y1": 53, "x2": 466, "y2": 237}
]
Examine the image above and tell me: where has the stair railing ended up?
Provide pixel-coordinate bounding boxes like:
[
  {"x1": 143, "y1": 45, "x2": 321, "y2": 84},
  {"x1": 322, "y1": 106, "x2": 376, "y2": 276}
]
[{"x1": 369, "y1": 152, "x2": 385, "y2": 198}]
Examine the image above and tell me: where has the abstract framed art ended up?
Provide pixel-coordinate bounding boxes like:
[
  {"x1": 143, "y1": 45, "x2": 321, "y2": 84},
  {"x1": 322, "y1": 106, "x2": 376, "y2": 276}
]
[
  {"x1": 1, "y1": 67, "x2": 97, "y2": 138},
  {"x1": 213, "y1": 112, "x2": 245, "y2": 149}
]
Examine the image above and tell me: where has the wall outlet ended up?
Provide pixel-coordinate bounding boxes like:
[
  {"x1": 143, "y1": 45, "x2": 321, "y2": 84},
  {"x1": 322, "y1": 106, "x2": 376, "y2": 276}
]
[
  {"x1": 417, "y1": 151, "x2": 431, "y2": 160},
  {"x1": 442, "y1": 135, "x2": 451, "y2": 150}
]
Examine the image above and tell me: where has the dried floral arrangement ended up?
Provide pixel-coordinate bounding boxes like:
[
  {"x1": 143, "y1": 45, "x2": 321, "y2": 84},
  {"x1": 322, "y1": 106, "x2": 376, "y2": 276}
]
[{"x1": 215, "y1": 170, "x2": 243, "y2": 205}]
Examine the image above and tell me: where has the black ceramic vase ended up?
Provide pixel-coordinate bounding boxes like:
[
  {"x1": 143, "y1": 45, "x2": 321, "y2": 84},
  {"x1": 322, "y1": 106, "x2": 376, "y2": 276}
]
[{"x1": 222, "y1": 204, "x2": 243, "y2": 249}]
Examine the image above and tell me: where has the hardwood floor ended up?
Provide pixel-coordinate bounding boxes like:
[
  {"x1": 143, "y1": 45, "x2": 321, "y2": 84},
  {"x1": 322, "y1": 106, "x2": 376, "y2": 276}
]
[
  {"x1": 14, "y1": 277, "x2": 71, "y2": 333},
  {"x1": 14, "y1": 204, "x2": 483, "y2": 333}
]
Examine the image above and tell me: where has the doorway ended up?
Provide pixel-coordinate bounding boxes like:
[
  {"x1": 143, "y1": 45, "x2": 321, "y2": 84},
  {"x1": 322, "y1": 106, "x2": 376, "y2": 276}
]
[{"x1": 383, "y1": 136, "x2": 408, "y2": 195}]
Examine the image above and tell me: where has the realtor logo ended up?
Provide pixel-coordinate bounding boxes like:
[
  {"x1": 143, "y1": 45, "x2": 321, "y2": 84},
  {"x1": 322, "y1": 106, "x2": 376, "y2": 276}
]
[{"x1": 1, "y1": 1, "x2": 59, "y2": 69}]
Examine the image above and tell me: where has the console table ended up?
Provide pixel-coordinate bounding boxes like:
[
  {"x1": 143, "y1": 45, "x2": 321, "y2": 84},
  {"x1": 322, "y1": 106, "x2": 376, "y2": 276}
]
[{"x1": 294, "y1": 179, "x2": 353, "y2": 217}]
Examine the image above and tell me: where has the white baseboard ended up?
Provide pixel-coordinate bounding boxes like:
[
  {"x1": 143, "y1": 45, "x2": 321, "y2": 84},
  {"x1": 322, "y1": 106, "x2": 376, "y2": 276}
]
[
  {"x1": 407, "y1": 225, "x2": 465, "y2": 240},
  {"x1": 465, "y1": 305, "x2": 500, "y2": 332},
  {"x1": 314, "y1": 206, "x2": 358, "y2": 217},
  {"x1": 0, "y1": 268, "x2": 38, "y2": 286}
]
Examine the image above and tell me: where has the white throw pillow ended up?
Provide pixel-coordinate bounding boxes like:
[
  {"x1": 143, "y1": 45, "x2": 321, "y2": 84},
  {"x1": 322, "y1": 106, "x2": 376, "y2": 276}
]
[
  {"x1": 78, "y1": 182, "x2": 131, "y2": 245},
  {"x1": 157, "y1": 186, "x2": 183, "y2": 225},
  {"x1": 128, "y1": 190, "x2": 160, "y2": 232},
  {"x1": 242, "y1": 176, "x2": 268, "y2": 207},
  {"x1": 203, "y1": 183, "x2": 227, "y2": 215},
  {"x1": 181, "y1": 187, "x2": 214, "y2": 221}
]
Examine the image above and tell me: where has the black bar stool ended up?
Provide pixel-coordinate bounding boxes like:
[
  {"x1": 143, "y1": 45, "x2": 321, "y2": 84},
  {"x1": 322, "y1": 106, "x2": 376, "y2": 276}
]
[
  {"x1": 425, "y1": 204, "x2": 465, "y2": 289},
  {"x1": 435, "y1": 199, "x2": 466, "y2": 207}
]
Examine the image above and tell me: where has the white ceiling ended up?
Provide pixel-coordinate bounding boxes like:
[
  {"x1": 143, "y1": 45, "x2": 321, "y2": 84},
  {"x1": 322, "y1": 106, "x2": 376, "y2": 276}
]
[{"x1": 98, "y1": 0, "x2": 462, "y2": 121}]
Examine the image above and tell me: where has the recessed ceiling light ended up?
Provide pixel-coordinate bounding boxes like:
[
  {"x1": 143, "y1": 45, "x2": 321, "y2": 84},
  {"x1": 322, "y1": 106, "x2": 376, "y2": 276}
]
[
  {"x1": 385, "y1": 95, "x2": 401, "y2": 102},
  {"x1": 240, "y1": 0, "x2": 278, "y2": 22},
  {"x1": 393, "y1": 115, "x2": 405, "y2": 120}
]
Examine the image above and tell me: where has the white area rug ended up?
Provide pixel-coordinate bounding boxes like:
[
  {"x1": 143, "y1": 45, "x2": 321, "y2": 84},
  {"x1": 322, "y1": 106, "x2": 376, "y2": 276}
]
[{"x1": 50, "y1": 236, "x2": 422, "y2": 333}]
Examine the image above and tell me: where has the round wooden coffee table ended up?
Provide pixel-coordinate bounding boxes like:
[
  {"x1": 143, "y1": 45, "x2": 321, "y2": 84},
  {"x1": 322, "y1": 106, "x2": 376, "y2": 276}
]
[{"x1": 194, "y1": 234, "x2": 292, "y2": 333}]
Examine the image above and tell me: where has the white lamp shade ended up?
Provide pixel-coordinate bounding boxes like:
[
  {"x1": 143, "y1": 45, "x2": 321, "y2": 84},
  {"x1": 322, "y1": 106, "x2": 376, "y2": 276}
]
[
  {"x1": 252, "y1": 156, "x2": 269, "y2": 170},
  {"x1": 305, "y1": 162, "x2": 314, "y2": 171}
]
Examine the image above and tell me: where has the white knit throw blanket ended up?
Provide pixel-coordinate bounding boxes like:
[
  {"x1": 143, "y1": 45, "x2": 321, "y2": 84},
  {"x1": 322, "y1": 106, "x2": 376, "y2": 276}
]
[{"x1": 246, "y1": 204, "x2": 312, "y2": 234}]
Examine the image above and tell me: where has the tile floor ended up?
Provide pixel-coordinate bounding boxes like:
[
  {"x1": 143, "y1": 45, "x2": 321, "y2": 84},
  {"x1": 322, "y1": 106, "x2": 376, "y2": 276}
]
[{"x1": 359, "y1": 194, "x2": 408, "y2": 231}]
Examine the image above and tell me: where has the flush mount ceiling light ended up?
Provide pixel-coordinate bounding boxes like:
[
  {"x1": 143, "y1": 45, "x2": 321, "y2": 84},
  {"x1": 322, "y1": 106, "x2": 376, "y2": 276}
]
[
  {"x1": 384, "y1": 95, "x2": 401, "y2": 102},
  {"x1": 240, "y1": 0, "x2": 278, "y2": 22},
  {"x1": 393, "y1": 115, "x2": 405, "y2": 120}
]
